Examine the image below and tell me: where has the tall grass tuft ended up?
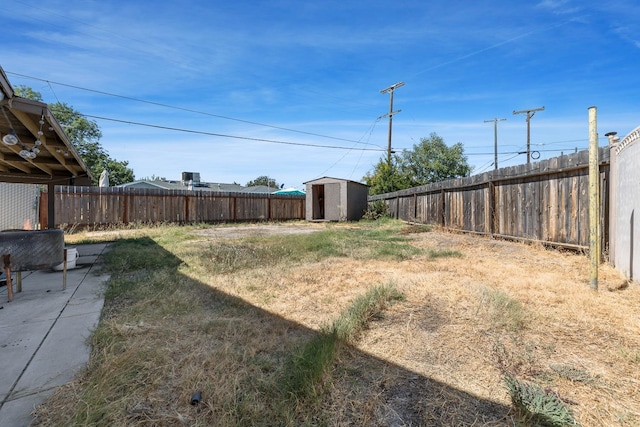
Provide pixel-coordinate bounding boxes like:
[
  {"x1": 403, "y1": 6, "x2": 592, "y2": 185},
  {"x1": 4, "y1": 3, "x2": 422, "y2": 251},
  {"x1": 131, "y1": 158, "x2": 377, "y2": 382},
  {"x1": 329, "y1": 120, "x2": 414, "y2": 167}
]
[
  {"x1": 284, "y1": 283, "x2": 404, "y2": 401},
  {"x1": 332, "y1": 283, "x2": 405, "y2": 342}
]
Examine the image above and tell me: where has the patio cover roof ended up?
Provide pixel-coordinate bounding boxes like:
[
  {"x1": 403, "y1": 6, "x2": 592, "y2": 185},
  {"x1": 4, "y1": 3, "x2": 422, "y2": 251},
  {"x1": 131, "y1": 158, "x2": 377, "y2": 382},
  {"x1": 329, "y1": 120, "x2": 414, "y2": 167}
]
[{"x1": 0, "y1": 65, "x2": 90, "y2": 186}]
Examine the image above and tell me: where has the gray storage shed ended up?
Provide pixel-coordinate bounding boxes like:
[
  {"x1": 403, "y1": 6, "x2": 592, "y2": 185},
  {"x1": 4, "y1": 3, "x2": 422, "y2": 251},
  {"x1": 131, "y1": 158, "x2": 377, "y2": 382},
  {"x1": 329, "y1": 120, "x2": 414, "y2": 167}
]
[{"x1": 304, "y1": 177, "x2": 369, "y2": 221}]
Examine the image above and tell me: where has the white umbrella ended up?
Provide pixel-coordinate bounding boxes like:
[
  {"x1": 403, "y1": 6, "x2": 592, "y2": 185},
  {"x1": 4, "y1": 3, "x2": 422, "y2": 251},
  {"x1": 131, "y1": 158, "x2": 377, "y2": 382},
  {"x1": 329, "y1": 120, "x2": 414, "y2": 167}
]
[{"x1": 99, "y1": 169, "x2": 110, "y2": 187}]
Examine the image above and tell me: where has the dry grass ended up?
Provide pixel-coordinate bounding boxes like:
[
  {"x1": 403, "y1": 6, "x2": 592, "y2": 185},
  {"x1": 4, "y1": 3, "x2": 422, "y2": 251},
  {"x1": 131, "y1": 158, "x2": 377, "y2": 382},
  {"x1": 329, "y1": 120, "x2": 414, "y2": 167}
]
[{"x1": 32, "y1": 221, "x2": 640, "y2": 426}]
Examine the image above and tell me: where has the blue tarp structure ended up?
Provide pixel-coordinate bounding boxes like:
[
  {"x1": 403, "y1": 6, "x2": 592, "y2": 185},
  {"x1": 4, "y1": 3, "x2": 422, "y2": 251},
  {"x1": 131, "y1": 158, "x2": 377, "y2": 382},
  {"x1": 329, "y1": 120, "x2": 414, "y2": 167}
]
[{"x1": 273, "y1": 187, "x2": 306, "y2": 195}]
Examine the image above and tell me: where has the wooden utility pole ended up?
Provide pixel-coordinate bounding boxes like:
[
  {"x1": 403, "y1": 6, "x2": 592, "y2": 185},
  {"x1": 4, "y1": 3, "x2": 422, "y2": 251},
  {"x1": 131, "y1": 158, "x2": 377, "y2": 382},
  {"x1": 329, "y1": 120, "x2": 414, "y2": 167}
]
[
  {"x1": 379, "y1": 82, "x2": 404, "y2": 164},
  {"x1": 484, "y1": 117, "x2": 506, "y2": 169},
  {"x1": 513, "y1": 106, "x2": 545, "y2": 164}
]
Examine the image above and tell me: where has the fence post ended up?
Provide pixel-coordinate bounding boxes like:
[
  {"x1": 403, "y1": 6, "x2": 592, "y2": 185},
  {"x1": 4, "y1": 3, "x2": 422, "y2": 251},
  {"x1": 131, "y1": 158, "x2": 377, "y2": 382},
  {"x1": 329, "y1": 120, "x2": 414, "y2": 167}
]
[
  {"x1": 123, "y1": 192, "x2": 129, "y2": 224},
  {"x1": 488, "y1": 180, "x2": 495, "y2": 236},
  {"x1": 588, "y1": 106, "x2": 599, "y2": 290},
  {"x1": 440, "y1": 189, "x2": 445, "y2": 227},
  {"x1": 233, "y1": 196, "x2": 237, "y2": 222},
  {"x1": 185, "y1": 195, "x2": 190, "y2": 223}
]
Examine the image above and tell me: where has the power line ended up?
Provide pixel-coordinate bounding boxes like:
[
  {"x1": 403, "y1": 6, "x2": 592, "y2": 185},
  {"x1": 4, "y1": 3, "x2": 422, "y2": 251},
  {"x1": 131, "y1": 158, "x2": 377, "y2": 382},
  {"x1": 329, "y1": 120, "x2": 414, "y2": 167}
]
[
  {"x1": 464, "y1": 147, "x2": 586, "y2": 156},
  {"x1": 82, "y1": 113, "x2": 386, "y2": 152},
  {"x1": 6, "y1": 71, "x2": 382, "y2": 148}
]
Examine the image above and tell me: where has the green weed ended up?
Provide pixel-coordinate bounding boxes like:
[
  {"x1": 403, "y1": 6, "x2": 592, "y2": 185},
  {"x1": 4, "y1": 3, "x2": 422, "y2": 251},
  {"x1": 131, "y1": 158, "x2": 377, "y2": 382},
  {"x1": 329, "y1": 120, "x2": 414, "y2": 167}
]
[
  {"x1": 480, "y1": 287, "x2": 526, "y2": 332},
  {"x1": 284, "y1": 283, "x2": 404, "y2": 402},
  {"x1": 332, "y1": 282, "x2": 405, "y2": 342},
  {"x1": 504, "y1": 372, "x2": 580, "y2": 426},
  {"x1": 198, "y1": 223, "x2": 428, "y2": 274}
]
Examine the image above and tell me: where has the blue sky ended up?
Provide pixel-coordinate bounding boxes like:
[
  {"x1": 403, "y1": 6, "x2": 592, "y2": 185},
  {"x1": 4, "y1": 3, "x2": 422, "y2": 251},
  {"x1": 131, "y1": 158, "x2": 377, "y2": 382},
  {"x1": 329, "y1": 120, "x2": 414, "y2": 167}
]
[{"x1": 2, "y1": 0, "x2": 639, "y2": 189}]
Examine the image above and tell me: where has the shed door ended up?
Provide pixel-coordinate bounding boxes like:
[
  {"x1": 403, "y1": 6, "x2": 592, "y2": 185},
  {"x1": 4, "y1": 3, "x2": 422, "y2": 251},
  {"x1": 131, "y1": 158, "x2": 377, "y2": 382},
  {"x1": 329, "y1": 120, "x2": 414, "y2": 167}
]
[{"x1": 324, "y1": 183, "x2": 341, "y2": 220}]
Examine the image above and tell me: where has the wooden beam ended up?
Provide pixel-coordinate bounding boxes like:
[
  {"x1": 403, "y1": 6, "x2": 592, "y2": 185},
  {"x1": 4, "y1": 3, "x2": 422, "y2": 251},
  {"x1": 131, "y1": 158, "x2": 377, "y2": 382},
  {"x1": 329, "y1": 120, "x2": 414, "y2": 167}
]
[
  {"x1": 44, "y1": 111, "x2": 90, "y2": 178},
  {"x1": 1, "y1": 146, "x2": 53, "y2": 175},
  {"x1": 9, "y1": 110, "x2": 60, "y2": 176},
  {"x1": 0, "y1": 151, "x2": 32, "y2": 173},
  {"x1": 10, "y1": 105, "x2": 88, "y2": 178},
  {"x1": 10, "y1": 109, "x2": 40, "y2": 135}
]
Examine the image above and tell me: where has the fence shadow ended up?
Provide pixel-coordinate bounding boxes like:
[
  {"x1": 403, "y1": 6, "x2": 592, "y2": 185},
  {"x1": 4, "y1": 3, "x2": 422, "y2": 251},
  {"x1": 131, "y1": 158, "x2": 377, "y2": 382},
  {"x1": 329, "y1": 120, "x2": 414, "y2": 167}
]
[{"x1": 91, "y1": 236, "x2": 513, "y2": 425}]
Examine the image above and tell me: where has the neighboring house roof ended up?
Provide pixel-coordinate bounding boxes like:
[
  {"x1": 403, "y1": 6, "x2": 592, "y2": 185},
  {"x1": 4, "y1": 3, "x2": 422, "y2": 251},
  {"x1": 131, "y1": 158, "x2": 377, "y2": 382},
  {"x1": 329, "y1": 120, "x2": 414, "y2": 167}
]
[
  {"x1": 241, "y1": 185, "x2": 277, "y2": 194},
  {"x1": 117, "y1": 180, "x2": 275, "y2": 193}
]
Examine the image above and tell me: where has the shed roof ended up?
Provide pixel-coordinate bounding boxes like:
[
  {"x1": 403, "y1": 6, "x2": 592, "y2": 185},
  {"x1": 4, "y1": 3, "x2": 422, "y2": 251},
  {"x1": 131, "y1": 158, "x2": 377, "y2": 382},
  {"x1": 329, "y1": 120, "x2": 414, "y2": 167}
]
[
  {"x1": 303, "y1": 176, "x2": 368, "y2": 186},
  {"x1": 0, "y1": 66, "x2": 89, "y2": 185}
]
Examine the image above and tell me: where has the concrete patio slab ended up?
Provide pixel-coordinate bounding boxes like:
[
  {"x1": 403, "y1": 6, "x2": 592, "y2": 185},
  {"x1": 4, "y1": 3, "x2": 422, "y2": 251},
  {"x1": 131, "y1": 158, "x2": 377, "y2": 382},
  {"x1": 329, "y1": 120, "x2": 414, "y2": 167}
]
[{"x1": 0, "y1": 243, "x2": 110, "y2": 427}]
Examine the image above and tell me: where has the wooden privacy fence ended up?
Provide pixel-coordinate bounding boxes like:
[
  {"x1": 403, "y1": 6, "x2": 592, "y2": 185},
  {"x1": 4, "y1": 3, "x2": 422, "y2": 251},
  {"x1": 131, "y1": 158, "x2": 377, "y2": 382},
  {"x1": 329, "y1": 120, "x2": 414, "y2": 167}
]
[
  {"x1": 39, "y1": 186, "x2": 305, "y2": 228},
  {"x1": 369, "y1": 147, "x2": 610, "y2": 251}
]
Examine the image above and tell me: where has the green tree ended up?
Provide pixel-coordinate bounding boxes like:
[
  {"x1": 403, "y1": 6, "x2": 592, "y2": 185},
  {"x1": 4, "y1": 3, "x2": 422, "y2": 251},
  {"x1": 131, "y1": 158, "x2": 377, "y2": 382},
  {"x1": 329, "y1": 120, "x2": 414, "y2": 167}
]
[
  {"x1": 13, "y1": 86, "x2": 43, "y2": 101},
  {"x1": 399, "y1": 133, "x2": 472, "y2": 187},
  {"x1": 246, "y1": 176, "x2": 281, "y2": 189},
  {"x1": 14, "y1": 85, "x2": 135, "y2": 186},
  {"x1": 362, "y1": 157, "x2": 411, "y2": 195},
  {"x1": 364, "y1": 133, "x2": 472, "y2": 195}
]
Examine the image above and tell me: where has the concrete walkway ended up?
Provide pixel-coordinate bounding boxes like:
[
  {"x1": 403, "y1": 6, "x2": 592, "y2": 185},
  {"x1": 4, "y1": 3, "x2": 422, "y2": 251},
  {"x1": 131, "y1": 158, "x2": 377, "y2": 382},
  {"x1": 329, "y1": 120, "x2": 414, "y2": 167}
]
[{"x1": 0, "y1": 243, "x2": 110, "y2": 427}]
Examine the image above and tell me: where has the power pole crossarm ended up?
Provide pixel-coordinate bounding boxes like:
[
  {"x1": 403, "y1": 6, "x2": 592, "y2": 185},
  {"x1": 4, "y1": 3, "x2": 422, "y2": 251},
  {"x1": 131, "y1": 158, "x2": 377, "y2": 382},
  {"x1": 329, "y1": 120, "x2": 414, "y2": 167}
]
[
  {"x1": 380, "y1": 82, "x2": 405, "y2": 165},
  {"x1": 484, "y1": 117, "x2": 506, "y2": 170},
  {"x1": 513, "y1": 106, "x2": 545, "y2": 164}
]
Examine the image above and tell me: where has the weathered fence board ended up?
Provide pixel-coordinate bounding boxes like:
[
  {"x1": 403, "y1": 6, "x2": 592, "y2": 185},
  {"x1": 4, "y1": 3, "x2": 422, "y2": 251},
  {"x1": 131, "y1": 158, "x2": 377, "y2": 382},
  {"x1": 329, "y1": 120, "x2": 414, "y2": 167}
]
[
  {"x1": 40, "y1": 186, "x2": 305, "y2": 228},
  {"x1": 369, "y1": 147, "x2": 610, "y2": 251}
]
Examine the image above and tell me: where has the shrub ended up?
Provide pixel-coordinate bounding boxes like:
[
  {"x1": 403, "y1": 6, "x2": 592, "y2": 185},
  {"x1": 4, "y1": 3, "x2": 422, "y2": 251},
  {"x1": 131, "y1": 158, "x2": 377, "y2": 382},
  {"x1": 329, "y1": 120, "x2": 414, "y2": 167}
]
[{"x1": 362, "y1": 200, "x2": 390, "y2": 220}]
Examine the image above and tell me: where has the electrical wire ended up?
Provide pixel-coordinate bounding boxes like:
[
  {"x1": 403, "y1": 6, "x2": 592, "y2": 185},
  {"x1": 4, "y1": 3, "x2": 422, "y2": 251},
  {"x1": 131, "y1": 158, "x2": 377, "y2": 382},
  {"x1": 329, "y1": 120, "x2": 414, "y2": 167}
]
[
  {"x1": 313, "y1": 117, "x2": 382, "y2": 179},
  {"x1": 6, "y1": 71, "x2": 382, "y2": 148},
  {"x1": 349, "y1": 118, "x2": 381, "y2": 179},
  {"x1": 81, "y1": 113, "x2": 386, "y2": 152}
]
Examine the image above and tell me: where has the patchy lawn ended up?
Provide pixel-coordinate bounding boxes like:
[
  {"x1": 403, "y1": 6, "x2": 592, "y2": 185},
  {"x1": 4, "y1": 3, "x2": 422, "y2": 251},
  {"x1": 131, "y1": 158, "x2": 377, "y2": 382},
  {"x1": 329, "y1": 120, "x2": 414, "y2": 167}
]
[{"x1": 34, "y1": 221, "x2": 640, "y2": 426}]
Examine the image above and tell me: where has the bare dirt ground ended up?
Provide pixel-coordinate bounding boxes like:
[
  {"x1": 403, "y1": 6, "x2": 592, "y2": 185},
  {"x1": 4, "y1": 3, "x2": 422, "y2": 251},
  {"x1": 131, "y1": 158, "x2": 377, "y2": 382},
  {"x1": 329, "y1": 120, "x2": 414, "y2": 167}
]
[
  {"x1": 191, "y1": 222, "x2": 327, "y2": 238},
  {"x1": 192, "y1": 224, "x2": 640, "y2": 426}
]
